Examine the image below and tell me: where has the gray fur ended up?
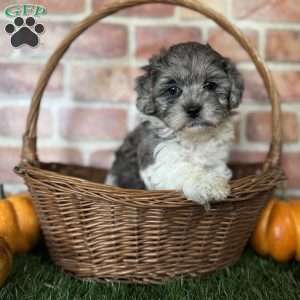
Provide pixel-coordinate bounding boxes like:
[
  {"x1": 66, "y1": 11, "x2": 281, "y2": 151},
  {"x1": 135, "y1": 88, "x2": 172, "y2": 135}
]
[
  {"x1": 108, "y1": 125, "x2": 146, "y2": 189},
  {"x1": 107, "y1": 42, "x2": 244, "y2": 189},
  {"x1": 108, "y1": 121, "x2": 164, "y2": 188}
]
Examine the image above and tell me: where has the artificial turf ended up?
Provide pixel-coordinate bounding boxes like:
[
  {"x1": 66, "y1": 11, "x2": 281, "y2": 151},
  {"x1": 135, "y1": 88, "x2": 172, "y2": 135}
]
[{"x1": 1, "y1": 244, "x2": 300, "y2": 300}]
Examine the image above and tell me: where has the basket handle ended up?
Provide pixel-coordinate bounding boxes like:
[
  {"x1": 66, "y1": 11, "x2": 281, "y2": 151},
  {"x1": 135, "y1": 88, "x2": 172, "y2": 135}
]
[{"x1": 20, "y1": 0, "x2": 282, "y2": 169}]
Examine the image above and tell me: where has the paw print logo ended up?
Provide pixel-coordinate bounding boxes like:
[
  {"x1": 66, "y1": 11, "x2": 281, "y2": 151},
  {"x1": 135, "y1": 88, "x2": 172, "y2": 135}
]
[{"x1": 5, "y1": 16, "x2": 45, "y2": 48}]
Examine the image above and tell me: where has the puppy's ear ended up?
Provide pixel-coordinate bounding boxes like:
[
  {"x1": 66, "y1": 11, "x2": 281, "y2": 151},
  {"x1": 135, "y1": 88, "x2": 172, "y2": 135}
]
[
  {"x1": 222, "y1": 58, "x2": 244, "y2": 109},
  {"x1": 135, "y1": 69, "x2": 156, "y2": 115},
  {"x1": 135, "y1": 49, "x2": 167, "y2": 115}
]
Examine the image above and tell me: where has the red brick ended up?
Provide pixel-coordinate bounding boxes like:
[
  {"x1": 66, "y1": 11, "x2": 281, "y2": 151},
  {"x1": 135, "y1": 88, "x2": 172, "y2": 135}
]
[
  {"x1": 21, "y1": 22, "x2": 127, "y2": 60},
  {"x1": 233, "y1": 0, "x2": 300, "y2": 22},
  {"x1": 266, "y1": 30, "x2": 300, "y2": 62},
  {"x1": 246, "y1": 112, "x2": 299, "y2": 143},
  {"x1": 179, "y1": 0, "x2": 227, "y2": 19},
  {"x1": 282, "y1": 153, "x2": 300, "y2": 188},
  {"x1": 0, "y1": 63, "x2": 64, "y2": 99},
  {"x1": 0, "y1": 0, "x2": 13, "y2": 10},
  {"x1": 242, "y1": 70, "x2": 300, "y2": 103},
  {"x1": 71, "y1": 66, "x2": 141, "y2": 102},
  {"x1": 89, "y1": 149, "x2": 115, "y2": 169},
  {"x1": 37, "y1": 0, "x2": 85, "y2": 14},
  {"x1": 208, "y1": 28, "x2": 258, "y2": 62},
  {"x1": 135, "y1": 26, "x2": 202, "y2": 59},
  {"x1": 68, "y1": 23, "x2": 128, "y2": 59},
  {"x1": 39, "y1": 148, "x2": 83, "y2": 164},
  {"x1": 0, "y1": 107, "x2": 52, "y2": 138},
  {"x1": 242, "y1": 70, "x2": 268, "y2": 102},
  {"x1": 0, "y1": 147, "x2": 22, "y2": 183},
  {"x1": 273, "y1": 71, "x2": 300, "y2": 102},
  {"x1": 93, "y1": 0, "x2": 174, "y2": 17},
  {"x1": 230, "y1": 151, "x2": 267, "y2": 164},
  {"x1": 60, "y1": 108, "x2": 128, "y2": 140}
]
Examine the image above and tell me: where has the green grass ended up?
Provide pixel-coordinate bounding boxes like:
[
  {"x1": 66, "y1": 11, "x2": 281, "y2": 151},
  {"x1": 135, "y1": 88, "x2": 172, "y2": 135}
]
[{"x1": 1, "y1": 245, "x2": 300, "y2": 300}]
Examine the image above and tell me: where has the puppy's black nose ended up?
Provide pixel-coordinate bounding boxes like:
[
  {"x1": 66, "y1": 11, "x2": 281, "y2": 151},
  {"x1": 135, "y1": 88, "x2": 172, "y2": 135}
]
[{"x1": 185, "y1": 105, "x2": 202, "y2": 119}]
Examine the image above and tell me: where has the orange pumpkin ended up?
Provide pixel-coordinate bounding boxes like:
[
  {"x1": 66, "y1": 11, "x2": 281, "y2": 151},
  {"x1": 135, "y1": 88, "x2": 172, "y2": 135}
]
[
  {"x1": 0, "y1": 185, "x2": 40, "y2": 254},
  {"x1": 251, "y1": 197, "x2": 300, "y2": 262},
  {"x1": 0, "y1": 237, "x2": 12, "y2": 287}
]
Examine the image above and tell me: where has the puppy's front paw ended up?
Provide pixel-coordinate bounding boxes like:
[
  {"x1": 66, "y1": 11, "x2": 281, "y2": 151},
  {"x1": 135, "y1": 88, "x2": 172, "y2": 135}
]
[{"x1": 183, "y1": 175, "x2": 231, "y2": 206}]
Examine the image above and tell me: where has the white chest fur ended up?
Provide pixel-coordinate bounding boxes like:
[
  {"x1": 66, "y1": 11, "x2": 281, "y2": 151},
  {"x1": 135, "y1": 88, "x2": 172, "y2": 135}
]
[{"x1": 140, "y1": 120, "x2": 234, "y2": 192}]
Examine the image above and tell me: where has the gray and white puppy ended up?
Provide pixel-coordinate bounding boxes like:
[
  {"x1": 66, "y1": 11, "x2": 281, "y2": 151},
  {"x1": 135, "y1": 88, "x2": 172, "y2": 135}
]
[{"x1": 106, "y1": 42, "x2": 244, "y2": 206}]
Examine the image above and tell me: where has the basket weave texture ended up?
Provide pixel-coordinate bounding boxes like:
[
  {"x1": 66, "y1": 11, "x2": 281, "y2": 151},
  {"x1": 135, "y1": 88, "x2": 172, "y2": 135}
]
[{"x1": 16, "y1": 0, "x2": 284, "y2": 284}]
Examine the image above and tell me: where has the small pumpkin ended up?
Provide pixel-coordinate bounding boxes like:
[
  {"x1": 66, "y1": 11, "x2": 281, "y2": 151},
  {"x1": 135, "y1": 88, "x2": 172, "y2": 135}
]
[
  {"x1": 0, "y1": 185, "x2": 40, "y2": 254},
  {"x1": 0, "y1": 237, "x2": 12, "y2": 287},
  {"x1": 251, "y1": 196, "x2": 300, "y2": 262}
]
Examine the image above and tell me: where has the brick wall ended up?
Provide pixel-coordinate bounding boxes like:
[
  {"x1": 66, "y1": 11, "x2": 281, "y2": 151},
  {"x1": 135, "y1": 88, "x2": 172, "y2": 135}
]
[{"x1": 0, "y1": 0, "x2": 299, "y2": 195}]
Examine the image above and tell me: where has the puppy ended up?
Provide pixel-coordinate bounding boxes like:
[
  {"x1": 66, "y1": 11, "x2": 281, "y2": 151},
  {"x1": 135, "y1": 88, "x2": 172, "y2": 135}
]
[{"x1": 106, "y1": 42, "x2": 244, "y2": 206}]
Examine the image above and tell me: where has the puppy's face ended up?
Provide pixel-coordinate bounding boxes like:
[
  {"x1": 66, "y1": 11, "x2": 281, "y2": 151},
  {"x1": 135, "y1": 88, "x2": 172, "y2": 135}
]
[{"x1": 136, "y1": 42, "x2": 244, "y2": 132}]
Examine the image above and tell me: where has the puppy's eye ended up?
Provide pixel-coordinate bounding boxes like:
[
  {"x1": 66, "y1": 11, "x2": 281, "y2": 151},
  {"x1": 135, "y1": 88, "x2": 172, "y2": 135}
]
[
  {"x1": 203, "y1": 81, "x2": 218, "y2": 91},
  {"x1": 167, "y1": 86, "x2": 182, "y2": 98}
]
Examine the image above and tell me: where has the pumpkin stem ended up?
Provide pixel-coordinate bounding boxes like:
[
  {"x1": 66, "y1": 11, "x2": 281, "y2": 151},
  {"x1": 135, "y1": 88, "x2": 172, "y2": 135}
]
[{"x1": 0, "y1": 184, "x2": 5, "y2": 199}]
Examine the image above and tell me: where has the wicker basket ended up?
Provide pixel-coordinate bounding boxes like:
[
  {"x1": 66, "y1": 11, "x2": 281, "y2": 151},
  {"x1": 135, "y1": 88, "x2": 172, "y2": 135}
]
[{"x1": 16, "y1": 0, "x2": 284, "y2": 284}]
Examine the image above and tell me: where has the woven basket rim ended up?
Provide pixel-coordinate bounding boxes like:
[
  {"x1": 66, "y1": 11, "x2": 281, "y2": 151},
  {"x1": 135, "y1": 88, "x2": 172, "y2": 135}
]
[{"x1": 17, "y1": 161, "x2": 284, "y2": 208}]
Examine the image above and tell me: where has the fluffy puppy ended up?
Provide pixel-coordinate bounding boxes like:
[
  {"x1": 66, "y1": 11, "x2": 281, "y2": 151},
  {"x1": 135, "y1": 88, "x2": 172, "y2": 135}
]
[{"x1": 106, "y1": 42, "x2": 244, "y2": 206}]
